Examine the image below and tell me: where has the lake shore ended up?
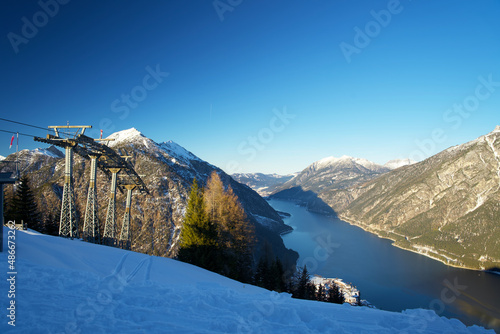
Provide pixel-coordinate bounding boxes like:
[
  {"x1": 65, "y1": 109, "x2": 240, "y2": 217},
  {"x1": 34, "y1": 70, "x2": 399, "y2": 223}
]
[{"x1": 337, "y1": 214, "x2": 486, "y2": 272}]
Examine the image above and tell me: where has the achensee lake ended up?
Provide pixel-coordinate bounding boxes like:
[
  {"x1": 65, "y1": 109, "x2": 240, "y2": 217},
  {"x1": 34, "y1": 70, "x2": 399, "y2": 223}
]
[{"x1": 268, "y1": 199, "x2": 500, "y2": 332}]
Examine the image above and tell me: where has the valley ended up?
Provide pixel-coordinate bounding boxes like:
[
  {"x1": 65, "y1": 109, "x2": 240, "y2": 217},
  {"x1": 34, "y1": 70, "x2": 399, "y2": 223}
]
[{"x1": 239, "y1": 126, "x2": 500, "y2": 271}]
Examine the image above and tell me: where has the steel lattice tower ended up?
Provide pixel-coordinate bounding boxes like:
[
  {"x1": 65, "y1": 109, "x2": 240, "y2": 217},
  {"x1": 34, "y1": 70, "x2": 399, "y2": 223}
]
[
  {"x1": 83, "y1": 155, "x2": 100, "y2": 244},
  {"x1": 34, "y1": 125, "x2": 148, "y2": 246},
  {"x1": 119, "y1": 184, "x2": 135, "y2": 250},
  {"x1": 59, "y1": 145, "x2": 78, "y2": 238},
  {"x1": 103, "y1": 168, "x2": 120, "y2": 246}
]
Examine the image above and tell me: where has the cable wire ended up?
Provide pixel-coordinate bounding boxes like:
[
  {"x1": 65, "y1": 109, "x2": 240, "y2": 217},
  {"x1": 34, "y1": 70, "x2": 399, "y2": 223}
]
[
  {"x1": 0, "y1": 128, "x2": 36, "y2": 137},
  {"x1": 0, "y1": 117, "x2": 54, "y2": 132},
  {"x1": 0, "y1": 118, "x2": 90, "y2": 138}
]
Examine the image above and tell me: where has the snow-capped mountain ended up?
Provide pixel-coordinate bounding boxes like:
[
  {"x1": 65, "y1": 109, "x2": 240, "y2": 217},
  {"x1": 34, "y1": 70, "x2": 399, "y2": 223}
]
[
  {"x1": 270, "y1": 155, "x2": 391, "y2": 214},
  {"x1": 6, "y1": 128, "x2": 297, "y2": 267},
  {"x1": 1, "y1": 227, "x2": 490, "y2": 333},
  {"x1": 311, "y1": 155, "x2": 389, "y2": 174},
  {"x1": 0, "y1": 154, "x2": 5, "y2": 161},
  {"x1": 0, "y1": 145, "x2": 64, "y2": 178},
  {"x1": 231, "y1": 173, "x2": 297, "y2": 196}
]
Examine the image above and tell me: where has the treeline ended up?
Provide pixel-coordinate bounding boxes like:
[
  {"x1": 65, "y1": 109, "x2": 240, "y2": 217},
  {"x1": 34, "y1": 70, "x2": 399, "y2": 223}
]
[
  {"x1": 177, "y1": 171, "x2": 255, "y2": 282},
  {"x1": 3, "y1": 175, "x2": 58, "y2": 235},
  {"x1": 254, "y1": 259, "x2": 346, "y2": 304}
]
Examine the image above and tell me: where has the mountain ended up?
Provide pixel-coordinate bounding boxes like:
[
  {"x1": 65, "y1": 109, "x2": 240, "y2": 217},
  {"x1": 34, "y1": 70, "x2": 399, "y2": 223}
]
[
  {"x1": 231, "y1": 173, "x2": 297, "y2": 196},
  {"x1": 0, "y1": 145, "x2": 64, "y2": 177},
  {"x1": 1, "y1": 227, "x2": 491, "y2": 333},
  {"x1": 0, "y1": 154, "x2": 5, "y2": 161},
  {"x1": 1, "y1": 128, "x2": 297, "y2": 268},
  {"x1": 270, "y1": 156, "x2": 392, "y2": 214},
  {"x1": 338, "y1": 126, "x2": 500, "y2": 270}
]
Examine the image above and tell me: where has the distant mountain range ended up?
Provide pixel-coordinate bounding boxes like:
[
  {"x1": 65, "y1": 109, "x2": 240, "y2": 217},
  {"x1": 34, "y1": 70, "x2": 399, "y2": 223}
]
[
  {"x1": 268, "y1": 126, "x2": 500, "y2": 270},
  {"x1": 269, "y1": 156, "x2": 414, "y2": 214},
  {"x1": 231, "y1": 173, "x2": 297, "y2": 196},
  {"x1": 0, "y1": 128, "x2": 298, "y2": 268}
]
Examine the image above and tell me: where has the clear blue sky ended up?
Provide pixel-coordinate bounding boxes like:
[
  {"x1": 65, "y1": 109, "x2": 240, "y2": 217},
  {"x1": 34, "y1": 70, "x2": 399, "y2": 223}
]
[{"x1": 1, "y1": 0, "x2": 499, "y2": 174}]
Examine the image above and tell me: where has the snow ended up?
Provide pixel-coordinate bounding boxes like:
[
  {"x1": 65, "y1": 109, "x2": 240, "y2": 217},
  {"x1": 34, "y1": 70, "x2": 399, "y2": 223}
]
[
  {"x1": 106, "y1": 128, "x2": 147, "y2": 147},
  {"x1": 312, "y1": 156, "x2": 387, "y2": 173},
  {"x1": 384, "y1": 158, "x2": 416, "y2": 170},
  {"x1": 0, "y1": 155, "x2": 5, "y2": 161},
  {"x1": 0, "y1": 227, "x2": 492, "y2": 333},
  {"x1": 32, "y1": 147, "x2": 63, "y2": 159},
  {"x1": 159, "y1": 140, "x2": 200, "y2": 163},
  {"x1": 252, "y1": 214, "x2": 280, "y2": 228}
]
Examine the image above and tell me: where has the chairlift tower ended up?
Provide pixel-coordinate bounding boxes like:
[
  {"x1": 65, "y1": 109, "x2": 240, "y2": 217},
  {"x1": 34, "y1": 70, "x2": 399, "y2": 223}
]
[
  {"x1": 48, "y1": 125, "x2": 92, "y2": 239},
  {"x1": 119, "y1": 184, "x2": 136, "y2": 250},
  {"x1": 103, "y1": 168, "x2": 120, "y2": 246},
  {"x1": 59, "y1": 144, "x2": 78, "y2": 238},
  {"x1": 83, "y1": 154, "x2": 101, "y2": 243}
]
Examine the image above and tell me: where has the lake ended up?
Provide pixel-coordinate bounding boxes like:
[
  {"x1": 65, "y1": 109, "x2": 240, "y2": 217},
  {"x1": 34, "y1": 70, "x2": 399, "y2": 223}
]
[{"x1": 269, "y1": 199, "x2": 500, "y2": 332}]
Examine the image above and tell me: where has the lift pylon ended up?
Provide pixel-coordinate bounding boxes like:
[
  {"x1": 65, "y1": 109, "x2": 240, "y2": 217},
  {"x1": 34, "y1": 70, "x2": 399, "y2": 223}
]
[
  {"x1": 119, "y1": 184, "x2": 136, "y2": 250},
  {"x1": 83, "y1": 154, "x2": 101, "y2": 243},
  {"x1": 59, "y1": 144, "x2": 78, "y2": 238},
  {"x1": 103, "y1": 168, "x2": 120, "y2": 246}
]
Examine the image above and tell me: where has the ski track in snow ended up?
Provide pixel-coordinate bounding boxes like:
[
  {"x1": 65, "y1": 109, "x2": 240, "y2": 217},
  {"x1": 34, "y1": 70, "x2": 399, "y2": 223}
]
[{"x1": 0, "y1": 228, "x2": 493, "y2": 333}]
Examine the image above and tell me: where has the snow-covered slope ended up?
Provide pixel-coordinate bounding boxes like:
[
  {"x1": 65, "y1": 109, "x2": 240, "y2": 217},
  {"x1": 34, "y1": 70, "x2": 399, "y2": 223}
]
[
  {"x1": 0, "y1": 227, "x2": 491, "y2": 333},
  {"x1": 107, "y1": 128, "x2": 200, "y2": 167}
]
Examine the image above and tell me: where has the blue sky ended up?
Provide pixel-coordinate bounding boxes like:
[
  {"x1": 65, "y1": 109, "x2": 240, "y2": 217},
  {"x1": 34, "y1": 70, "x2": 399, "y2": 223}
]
[{"x1": 1, "y1": 0, "x2": 499, "y2": 174}]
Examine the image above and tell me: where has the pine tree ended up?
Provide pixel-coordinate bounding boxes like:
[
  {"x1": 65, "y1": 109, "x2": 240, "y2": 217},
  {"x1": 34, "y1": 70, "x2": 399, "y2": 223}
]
[
  {"x1": 43, "y1": 213, "x2": 59, "y2": 236},
  {"x1": 270, "y1": 257, "x2": 286, "y2": 292},
  {"x1": 306, "y1": 280, "x2": 317, "y2": 300},
  {"x1": 178, "y1": 178, "x2": 219, "y2": 271},
  {"x1": 204, "y1": 172, "x2": 255, "y2": 281},
  {"x1": 254, "y1": 257, "x2": 269, "y2": 288},
  {"x1": 327, "y1": 283, "x2": 345, "y2": 304},
  {"x1": 316, "y1": 284, "x2": 326, "y2": 302},
  {"x1": 293, "y1": 266, "x2": 310, "y2": 299},
  {"x1": 5, "y1": 175, "x2": 40, "y2": 230}
]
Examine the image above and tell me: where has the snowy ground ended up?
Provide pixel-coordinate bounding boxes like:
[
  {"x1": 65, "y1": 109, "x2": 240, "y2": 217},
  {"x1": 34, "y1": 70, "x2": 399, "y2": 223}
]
[{"x1": 0, "y1": 227, "x2": 493, "y2": 333}]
